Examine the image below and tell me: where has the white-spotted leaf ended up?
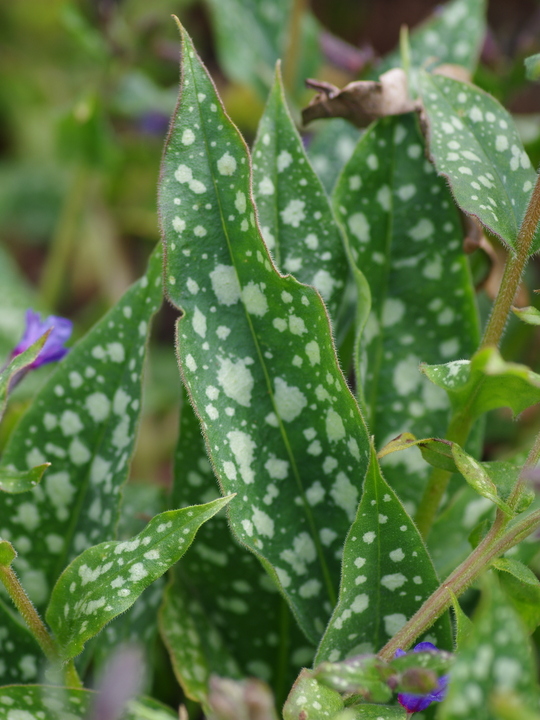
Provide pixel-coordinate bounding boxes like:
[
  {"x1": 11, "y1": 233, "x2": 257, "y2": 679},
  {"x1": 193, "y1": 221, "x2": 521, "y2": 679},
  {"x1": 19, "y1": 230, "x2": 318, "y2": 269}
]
[
  {"x1": 46, "y1": 496, "x2": 232, "y2": 660},
  {"x1": 0, "y1": 598, "x2": 43, "y2": 684},
  {"x1": 316, "y1": 445, "x2": 452, "y2": 664},
  {"x1": 252, "y1": 66, "x2": 348, "y2": 321},
  {"x1": 0, "y1": 463, "x2": 49, "y2": 494},
  {"x1": 333, "y1": 113, "x2": 479, "y2": 506},
  {"x1": 0, "y1": 247, "x2": 162, "y2": 608},
  {"x1": 283, "y1": 670, "x2": 344, "y2": 720},
  {"x1": 163, "y1": 397, "x2": 312, "y2": 704},
  {"x1": 421, "y1": 347, "x2": 540, "y2": 420},
  {"x1": 419, "y1": 72, "x2": 540, "y2": 252},
  {"x1": 159, "y1": 23, "x2": 371, "y2": 644},
  {"x1": 0, "y1": 331, "x2": 49, "y2": 423},
  {"x1": 440, "y1": 575, "x2": 540, "y2": 719}
]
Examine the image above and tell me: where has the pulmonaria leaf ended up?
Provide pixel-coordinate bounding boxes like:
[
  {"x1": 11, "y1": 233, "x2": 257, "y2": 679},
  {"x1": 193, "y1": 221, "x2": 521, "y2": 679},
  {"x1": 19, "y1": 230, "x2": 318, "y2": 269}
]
[
  {"x1": 375, "y1": 0, "x2": 486, "y2": 79},
  {"x1": 439, "y1": 574, "x2": 540, "y2": 719},
  {"x1": 313, "y1": 655, "x2": 392, "y2": 701},
  {"x1": 492, "y1": 558, "x2": 540, "y2": 633},
  {"x1": 159, "y1": 22, "x2": 371, "y2": 644},
  {"x1": 524, "y1": 53, "x2": 540, "y2": 81},
  {"x1": 0, "y1": 597, "x2": 43, "y2": 684},
  {"x1": 0, "y1": 247, "x2": 162, "y2": 610},
  {"x1": 316, "y1": 445, "x2": 452, "y2": 664},
  {"x1": 307, "y1": 119, "x2": 361, "y2": 195},
  {"x1": 421, "y1": 347, "x2": 540, "y2": 420},
  {"x1": 419, "y1": 72, "x2": 540, "y2": 252},
  {"x1": 0, "y1": 685, "x2": 177, "y2": 720},
  {"x1": 163, "y1": 396, "x2": 312, "y2": 707},
  {"x1": 333, "y1": 112, "x2": 479, "y2": 507},
  {"x1": 252, "y1": 65, "x2": 348, "y2": 322},
  {"x1": 0, "y1": 463, "x2": 49, "y2": 494},
  {"x1": 512, "y1": 305, "x2": 540, "y2": 325},
  {"x1": 283, "y1": 669, "x2": 345, "y2": 720},
  {"x1": 46, "y1": 496, "x2": 232, "y2": 660}
]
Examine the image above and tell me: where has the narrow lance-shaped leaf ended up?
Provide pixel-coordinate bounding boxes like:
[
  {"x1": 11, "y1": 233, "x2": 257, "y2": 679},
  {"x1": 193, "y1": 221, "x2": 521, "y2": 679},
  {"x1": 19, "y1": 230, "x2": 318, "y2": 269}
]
[
  {"x1": 159, "y1": 23, "x2": 371, "y2": 644},
  {"x1": 374, "y1": 0, "x2": 486, "y2": 79},
  {"x1": 316, "y1": 445, "x2": 452, "y2": 664},
  {"x1": 163, "y1": 395, "x2": 312, "y2": 705},
  {"x1": 46, "y1": 496, "x2": 232, "y2": 660},
  {"x1": 252, "y1": 65, "x2": 348, "y2": 322},
  {"x1": 419, "y1": 72, "x2": 540, "y2": 252},
  {"x1": 0, "y1": 247, "x2": 162, "y2": 608},
  {"x1": 440, "y1": 575, "x2": 540, "y2": 719},
  {"x1": 307, "y1": 119, "x2": 360, "y2": 195},
  {"x1": 0, "y1": 463, "x2": 49, "y2": 495},
  {"x1": 421, "y1": 346, "x2": 540, "y2": 420},
  {"x1": 333, "y1": 113, "x2": 479, "y2": 507}
]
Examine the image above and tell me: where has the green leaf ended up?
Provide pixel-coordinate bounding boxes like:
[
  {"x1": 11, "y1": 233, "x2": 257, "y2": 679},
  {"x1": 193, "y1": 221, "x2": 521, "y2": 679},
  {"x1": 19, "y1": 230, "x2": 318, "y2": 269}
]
[
  {"x1": 492, "y1": 558, "x2": 540, "y2": 633},
  {"x1": 450, "y1": 591, "x2": 473, "y2": 649},
  {"x1": 452, "y1": 444, "x2": 513, "y2": 516},
  {"x1": 525, "y1": 53, "x2": 540, "y2": 81},
  {"x1": 316, "y1": 446, "x2": 452, "y2": 663},
  {"x1": 0, "y1": 463, "x2": 49, "y2": 494},
  {"x1": 0, "y1": 331, "x2": 49, "y2": 423},
  {"x1": 313, "y1": 655, "x2": 392, "y2": 701},
  {"x1": 419, "y1": 72, "x2": 540, "y2": 252},
  {"x1": 0, "y1": 597, "x2": 43, "y2": 684},
  {"x1": 205, "y1": 0, "x2": 322, "y2": 98},
  {"x1": 283, "y1": 670, "x2": 344, "y2": 720},
  {"x1": 421, "y1": 346, "x2": 540, "y2": 420},
  {"x1": 512, "y1": 305, "x2": 540, "y2": 325},
  {"x1": 0, "y1": 540, "x2": 16, "y2": 566},
  {"x1": 375, "y1": 0, "x2": 486, "y2": 78},
  {"x1": 0, "y1": 685, "x2": 177, "y2": 720},
  {"x1": 0, "y1": 247, "x2": 162, "y2": 608},
  {"x1": 46, "y1": 496, "x2": 232, "y2": 660},
  {"x1": 334, "y1": 707, "x2": 406, "y2": 720},
  {"x1": 159, "y1": 573, "x2": 241, "y2": 712},
  {"x1": 439, "y1": 574, "x2": 540, "y2": 720},
  {"x1": 333, "y1": 112, "x2": 479, "y2": 507},
  {"x1": 307, "y1": 119, "x2": 361, "y2": 195},
  {"x1": 252, "y1": 65, "x2": 348, "y2": 322},
  {"x1": 159, "y1": 23, "x2": 371, "y2": 644},
  {"x1": 164, "y1": 396, "x2": 312, "y2": 704},
  {"x1": 378, "y1": 434, "x2": 456, "y2": 473}
]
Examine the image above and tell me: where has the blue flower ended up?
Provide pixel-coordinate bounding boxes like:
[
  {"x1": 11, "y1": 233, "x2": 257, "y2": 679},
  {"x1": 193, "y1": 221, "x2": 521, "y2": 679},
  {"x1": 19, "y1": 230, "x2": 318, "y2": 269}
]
[
  {"x1": 11, "y1": 310, "x2": 73, "y2": 368},
  {"x1": 395, "y1": 642, "x2": 449, "y2": 714}
]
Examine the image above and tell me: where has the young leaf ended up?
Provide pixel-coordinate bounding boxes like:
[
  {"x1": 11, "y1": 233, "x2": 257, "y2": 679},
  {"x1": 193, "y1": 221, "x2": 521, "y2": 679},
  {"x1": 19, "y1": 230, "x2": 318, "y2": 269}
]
[
  {"x1": 375, "y1": 0, "x2": 486, "y2": 78},
  {"x1": 159, "y1": 573, "x2": 241, "y2": 712},
  {"x1": 252, "y1": 65, "x2": 348, "y2": 322},
  {"x1": 419, "y1": 72, "x2": 540, "y2": 252},
  {"x1": 0, "y1": 247, "x2": 162, "y2": 608},
  {"x1": 451, "y1": 445, "x2": 513, "y2": 516},
  {"x1": 159, "y1": 23, "x2": 371, "y2": 644},
  {"x1": 0, "y1": 331, "x2": 49, "y2": 422},
  {"x1": 512, "y1": 305, "x2": 540, "y2": 325},
  {"x1": 524, "y1": 53, "x2": 540, "y2": 82},
  {"x1": 313, "y1": 655, "x2": 392, "y2": 701},
  {"x1": 439, "y1": 574, "x2": 540, "y2": 719},
  {"x1": 0, "y1": 463, "x2": 49, "y2": 494},
  {"x1": 492, "y1": 558, "x2": 540, "y2": 633},
  {"x1": 283, "y1": 669, "x2": 345, "y2": 720},
  {"x1": 421, "y1": 347, "x2": 540, "y2": 420},
  {"x1": 334, "y1": 707, "x2": 406, "y2": 719},
  {"x1": 165, "y1": 396, "x2": 312, "y2": 702},
  {"x1": 46, "y1": 496, "x2": 232, "y2": 660},
  {"x1": 316, "y1": 446, "x2": 452, "y2": 664},
  {"x1": 333, "y1": 112, "x2": 479, "y2": 507}
]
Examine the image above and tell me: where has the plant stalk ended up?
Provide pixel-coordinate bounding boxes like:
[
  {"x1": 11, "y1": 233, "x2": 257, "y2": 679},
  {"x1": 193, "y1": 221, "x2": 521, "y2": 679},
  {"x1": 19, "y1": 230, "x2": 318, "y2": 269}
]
[
  {"x1": 481, "y1": 172, "x2": 540, "y2": 349},
  {"x1": 379, "y1": 507, "x2": 540, "y2": 660},
  {"x1": 282, "y1": 0, "x2": 308, "y2": 94}
]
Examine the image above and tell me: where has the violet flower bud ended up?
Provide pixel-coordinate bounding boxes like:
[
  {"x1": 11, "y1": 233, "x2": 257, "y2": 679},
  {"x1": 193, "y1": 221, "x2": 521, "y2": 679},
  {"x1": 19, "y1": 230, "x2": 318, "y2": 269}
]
[
  {"x1": 11, "y1": 310, "x2": 73, "y2": 369},
  {"x1": 395, "y1": 642, "x2": 449, "y2": 714}
]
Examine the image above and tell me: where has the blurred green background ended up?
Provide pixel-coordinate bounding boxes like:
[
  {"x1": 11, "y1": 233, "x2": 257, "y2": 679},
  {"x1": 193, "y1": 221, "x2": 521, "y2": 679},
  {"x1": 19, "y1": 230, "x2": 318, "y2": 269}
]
[{"x1": 1, "y1": 0, "x2": 540, "y2": 490}]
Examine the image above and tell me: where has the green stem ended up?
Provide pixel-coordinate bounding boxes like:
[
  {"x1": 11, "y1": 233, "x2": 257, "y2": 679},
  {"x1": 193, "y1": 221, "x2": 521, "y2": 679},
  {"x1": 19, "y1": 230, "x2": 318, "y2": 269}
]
[
  {"x1": 39, "y1": 164, "x2": 88, "y2": 310},
  {"x1": 282, "y1": 0, "x2": 308, "y2": 95},
  {"x1": 379, "y1": 507, "x2": 540, "y2": 660},
  {"x1": 481, "y1": 172, "x2": 540, "y2": 349},
  {"x1": 0, "y1": 564, "x2": 58, "y2": 661}
]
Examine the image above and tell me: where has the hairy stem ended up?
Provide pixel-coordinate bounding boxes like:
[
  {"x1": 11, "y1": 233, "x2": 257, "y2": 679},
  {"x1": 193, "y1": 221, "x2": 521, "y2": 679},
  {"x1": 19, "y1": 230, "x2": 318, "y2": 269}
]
[
  {"x1": 481, "y1": 173, "x2": 540, "y2": 349},
  {"x1": 379, "y1": 507, "x2": 540, "y2": 659},
  {"x1": 0, "y1": 564, "x2": 58, "y2": 661}
]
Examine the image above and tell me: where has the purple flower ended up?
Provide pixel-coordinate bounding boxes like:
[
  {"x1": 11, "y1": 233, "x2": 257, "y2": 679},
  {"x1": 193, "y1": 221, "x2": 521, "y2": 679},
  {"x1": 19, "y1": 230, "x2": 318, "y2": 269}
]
[
  {"x1": 11, "y1": 310, "x2": 73, "y2": 369},
  {"x1": 395, "y1": 642, "x2": 449, "y2": 714}
]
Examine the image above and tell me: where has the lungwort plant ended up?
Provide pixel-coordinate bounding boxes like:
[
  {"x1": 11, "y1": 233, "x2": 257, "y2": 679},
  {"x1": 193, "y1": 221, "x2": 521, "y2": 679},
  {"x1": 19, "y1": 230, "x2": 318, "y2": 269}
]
[{"x1": 1, "y1": 0, "x2": 540, "y2": 718}]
